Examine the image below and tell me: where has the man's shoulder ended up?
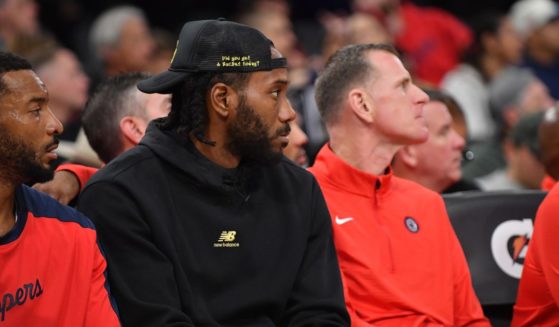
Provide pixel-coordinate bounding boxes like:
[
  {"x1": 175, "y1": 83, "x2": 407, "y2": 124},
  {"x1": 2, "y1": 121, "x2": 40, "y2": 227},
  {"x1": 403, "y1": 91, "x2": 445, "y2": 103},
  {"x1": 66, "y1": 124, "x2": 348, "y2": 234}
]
[
  {"x1": 20, "y1": 185, "x2": 96, "y2": 232},
  {"x1": 258, "y1": 157, "x2": 318, "y2": 192},
  {"x1": 87, "y1": 145, "x2": 158, "y2": 186},
  {"x1": 280, "y1": 156, "x2": 318, "y2": 181}
]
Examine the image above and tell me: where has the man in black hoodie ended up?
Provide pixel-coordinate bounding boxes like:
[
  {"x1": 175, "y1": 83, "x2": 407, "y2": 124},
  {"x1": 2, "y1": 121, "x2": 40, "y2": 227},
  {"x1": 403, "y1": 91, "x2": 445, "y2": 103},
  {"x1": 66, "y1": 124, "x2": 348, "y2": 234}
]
[{"x1": 78, "y1": 19, "x2": 349, "y2": 327}]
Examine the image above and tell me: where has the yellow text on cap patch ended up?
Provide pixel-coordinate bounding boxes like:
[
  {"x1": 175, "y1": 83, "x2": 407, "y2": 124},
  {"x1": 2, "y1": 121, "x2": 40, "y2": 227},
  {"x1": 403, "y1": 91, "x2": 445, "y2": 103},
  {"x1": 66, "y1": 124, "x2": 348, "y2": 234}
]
[{"x1": 217, "y1": 55, "x2": 260, "y2": 68}]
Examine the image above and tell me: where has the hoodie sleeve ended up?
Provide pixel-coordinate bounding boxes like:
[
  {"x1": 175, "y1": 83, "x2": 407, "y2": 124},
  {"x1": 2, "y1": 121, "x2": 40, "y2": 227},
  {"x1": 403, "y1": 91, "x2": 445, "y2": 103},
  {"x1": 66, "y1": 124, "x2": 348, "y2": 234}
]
[
  {"x1": 280, "y1": 178, "x2": 350, "y2": 326},
  {"x1": 78, "y1": 181, "x2": 197, "y2": 327}
]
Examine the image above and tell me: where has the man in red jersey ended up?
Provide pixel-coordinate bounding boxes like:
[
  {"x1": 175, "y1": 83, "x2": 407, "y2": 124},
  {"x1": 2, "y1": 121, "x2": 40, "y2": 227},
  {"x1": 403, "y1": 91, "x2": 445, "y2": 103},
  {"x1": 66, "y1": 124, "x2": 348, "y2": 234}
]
[
  {"x1": 309, "y1": 43, "x2": 489, "y2": 326},
  {"x1": 0, "y1": 51, "x2": 120, "y2": 326},
  {"x1": 512, "y1": 104, "x2": 559, "y2": 326}
]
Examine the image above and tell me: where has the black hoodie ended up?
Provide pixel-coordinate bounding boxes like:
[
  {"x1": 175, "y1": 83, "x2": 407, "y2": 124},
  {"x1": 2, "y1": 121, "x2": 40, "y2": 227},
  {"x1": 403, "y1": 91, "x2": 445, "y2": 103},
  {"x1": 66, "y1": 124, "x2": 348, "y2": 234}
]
[{"x1": 78, "y1": 121, "x2": 349, "y2": 327}]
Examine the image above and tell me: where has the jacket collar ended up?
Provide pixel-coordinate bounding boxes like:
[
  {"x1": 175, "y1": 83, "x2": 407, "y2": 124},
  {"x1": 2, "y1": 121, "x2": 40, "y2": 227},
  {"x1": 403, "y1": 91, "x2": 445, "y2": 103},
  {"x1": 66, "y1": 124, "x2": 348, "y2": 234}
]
[{"x1": 310, "y1": 144, "x2": 392, "y2": 198}]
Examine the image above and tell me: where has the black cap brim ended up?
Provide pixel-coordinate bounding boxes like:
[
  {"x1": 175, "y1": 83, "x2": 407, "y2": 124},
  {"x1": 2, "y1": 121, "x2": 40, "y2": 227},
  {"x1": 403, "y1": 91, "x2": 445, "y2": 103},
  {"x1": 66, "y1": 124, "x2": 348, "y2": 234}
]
[{"x1": 137, "y1": 70, "x2": 188, "y2": 94}]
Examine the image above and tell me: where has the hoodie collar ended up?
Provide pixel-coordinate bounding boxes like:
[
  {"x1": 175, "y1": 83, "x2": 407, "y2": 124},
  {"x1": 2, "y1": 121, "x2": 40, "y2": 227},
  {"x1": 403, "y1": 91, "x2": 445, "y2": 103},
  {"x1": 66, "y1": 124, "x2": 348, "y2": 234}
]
[{"x1": 140, "y1": 121, "x2": 253, "y2": 194}]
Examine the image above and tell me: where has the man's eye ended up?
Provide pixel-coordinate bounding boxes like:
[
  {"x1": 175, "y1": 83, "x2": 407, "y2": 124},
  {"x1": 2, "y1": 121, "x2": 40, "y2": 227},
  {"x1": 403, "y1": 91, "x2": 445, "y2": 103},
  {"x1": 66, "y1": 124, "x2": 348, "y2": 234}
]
[
  {"x1": 272, "y1": 90, "x2": 279, "y2": 98},
  {"x1": 31, "y1": 108, "x2": 41, "y2": 116}
]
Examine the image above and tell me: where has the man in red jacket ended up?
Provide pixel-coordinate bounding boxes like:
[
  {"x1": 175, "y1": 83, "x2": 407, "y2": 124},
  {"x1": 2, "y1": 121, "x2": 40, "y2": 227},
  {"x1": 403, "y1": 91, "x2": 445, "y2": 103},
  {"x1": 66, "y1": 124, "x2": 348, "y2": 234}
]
[{"x1": 309, "y1": 43, "x2": 489, "y2": 326}]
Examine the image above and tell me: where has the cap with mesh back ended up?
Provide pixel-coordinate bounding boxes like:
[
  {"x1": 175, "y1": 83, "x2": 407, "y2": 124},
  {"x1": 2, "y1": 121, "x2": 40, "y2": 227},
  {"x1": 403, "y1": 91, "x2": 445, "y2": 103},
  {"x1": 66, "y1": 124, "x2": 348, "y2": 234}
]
[{"x1": 138, "y1": 18, "x2": 288, "y2": 94}]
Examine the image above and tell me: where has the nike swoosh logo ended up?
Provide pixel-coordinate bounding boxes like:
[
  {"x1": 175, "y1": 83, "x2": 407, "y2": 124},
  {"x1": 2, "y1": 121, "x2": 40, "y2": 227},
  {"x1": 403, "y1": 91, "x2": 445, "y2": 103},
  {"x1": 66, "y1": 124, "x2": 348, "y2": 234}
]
[{"x1": 335, "y1": 216, "x2": 354, "y2": 225}]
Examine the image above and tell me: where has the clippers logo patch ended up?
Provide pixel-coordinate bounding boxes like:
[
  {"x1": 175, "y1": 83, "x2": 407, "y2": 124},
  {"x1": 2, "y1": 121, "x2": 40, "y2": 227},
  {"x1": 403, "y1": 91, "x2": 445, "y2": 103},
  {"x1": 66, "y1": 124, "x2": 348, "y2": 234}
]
[
  {"x1": 213, "y1": 231, "x2": 240, "y2": 248},
  {"x1": 404, "y1": 217, "x2": 419, "y2": 233}
]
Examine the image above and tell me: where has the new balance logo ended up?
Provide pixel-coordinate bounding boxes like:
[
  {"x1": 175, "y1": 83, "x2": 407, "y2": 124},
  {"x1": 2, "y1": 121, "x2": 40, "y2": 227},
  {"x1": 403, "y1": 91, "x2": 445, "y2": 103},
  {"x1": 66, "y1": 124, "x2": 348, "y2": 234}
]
[
  {"x1": 218, "y1": 231, "x2": 236, "y2": 242},
  {"x1": 335, "y1": 216, "x2": 354, "y2": 225},
  {"x1": 213, "y1": 231, "x2": 240, "y2": 248},
  {"x1": 1, "y1": 278, "x2": 43, "y2": 322}
]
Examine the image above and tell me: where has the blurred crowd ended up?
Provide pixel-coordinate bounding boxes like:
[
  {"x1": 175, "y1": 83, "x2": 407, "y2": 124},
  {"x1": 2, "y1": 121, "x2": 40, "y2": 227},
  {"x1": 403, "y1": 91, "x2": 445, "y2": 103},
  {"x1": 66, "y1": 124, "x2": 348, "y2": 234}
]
[{"x1": 1, "y1": 0, "x2": 559, "y2": 192}]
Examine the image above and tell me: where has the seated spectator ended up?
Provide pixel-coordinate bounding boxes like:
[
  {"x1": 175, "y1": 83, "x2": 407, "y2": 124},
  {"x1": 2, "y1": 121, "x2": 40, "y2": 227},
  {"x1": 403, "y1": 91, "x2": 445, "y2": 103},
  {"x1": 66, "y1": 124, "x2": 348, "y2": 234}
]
[
  {"x1": 0, "y1": 51, "x2": 119, "y2": 326},
  {"x1": 147, "y1": 28, "x2": 176, "y2": 74},
  {"x1": 88, "y1": 5, "x2": 154, "y2": 89},
  {"x1": 476, "y1": 112, "x2": 546, "y2": 190},
  {"x1": 77, "y1": 19, "x2": 349, "y2": 326},
  {"x1": 82, "y1": 72, "x2": 170, "y2": 164},
  {"x1": 463, "y1": 66, "x2": 554, "y2": 179},
  {"x1": 354, "y1": 0, "x2": 473, "y2": 85},
  {"x1": 0, "y1": 0, "x2": 39, "y2": 50},
  {"x1": 309, "y1": 43, "x2": 488, "y2": 326},
  {"x1": 393, "y1": 89, "x2": 478, "y2": 193},
  {"x1": 284, "y1": 115, "x2": 309, "y2": 167},
  {"x1": 442, "y1": 11, "x2": 523, "y2": 143},
  {"x1": 511, "y1": 0, "x2": 559, "y2": 100},
  {"x1": 346, "y1": 12, "x2": 392, "y2": 45}
]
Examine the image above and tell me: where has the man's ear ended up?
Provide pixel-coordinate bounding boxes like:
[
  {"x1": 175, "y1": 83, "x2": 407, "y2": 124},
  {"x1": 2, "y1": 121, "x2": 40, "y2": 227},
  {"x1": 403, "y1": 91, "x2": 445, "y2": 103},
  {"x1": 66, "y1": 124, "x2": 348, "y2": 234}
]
[
  {"x1": 348, "y1": 89, "x2": 374, "y2": 123},
  {"x1": 120, "y1": 116, "x2": 147, "y2": 145},
  {"x1": 208, "y1": 82, "x2": 240, "y2": 119},
  {"x1": 397, "y1": 146, "x2": 419, "y2": 168}
]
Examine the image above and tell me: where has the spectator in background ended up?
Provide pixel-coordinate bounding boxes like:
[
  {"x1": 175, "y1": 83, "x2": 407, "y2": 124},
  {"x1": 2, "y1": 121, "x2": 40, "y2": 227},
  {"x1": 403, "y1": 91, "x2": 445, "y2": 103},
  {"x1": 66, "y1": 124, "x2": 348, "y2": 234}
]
[
  {"x1": 463, "y1": 66, "x2": 554, "y2": 180},
  {"x1": 309, "y1": 43, "x2": 488, "y2": 326},
  {"x1": 284, "y1": 116, "x2": 309, "y2": 167},
  {"x1": 147, "y1": 28, "x2": 176, "y2": 74},
  {"x1": 353, "y1": 0, "x2": 472, "y2": 85},
  {"x1": 320, "y1": 11, "x2": 392, "y2": 63},
  {"x1": 82, "y1": 72, "x2": 170, "y2": 164},
  {"x1": 476, "y1": 112, "x2": 546, "y2": 190},
  {"x1": 11, "y1": 33, "x2": 90, "y2": 165},
  {"x1": 0, "y1": 51, "x2": 119, "y2": 327},
  {"x1": 89, "y1": 6, "x2": 154, "y2": 87},
  {"x1": 393, "y1": 89, "x2": 477, "y2": 193},
  {"x1": 538, "y1": 104, "x2": 559, "y2": 190},
  {"x1": 511, "y1": 0, "x2": 559, "y2": 100},
  {"x1": 346, "y1": 12, "x2": 392, "y2": 45},
  {"x1": 442, "y1": 11, "x2": 523, "y2": 143},
  {"x1": 238, "y1": 10, "x2": 296, "y2": 60},
  {"x1": 0, "y1": 0, "x2": 39, "y2": 50}
]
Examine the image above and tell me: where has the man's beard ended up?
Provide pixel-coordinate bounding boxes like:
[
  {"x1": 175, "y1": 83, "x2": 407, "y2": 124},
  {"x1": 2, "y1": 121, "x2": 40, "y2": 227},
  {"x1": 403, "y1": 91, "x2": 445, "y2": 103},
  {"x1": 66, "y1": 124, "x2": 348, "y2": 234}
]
[
  {"x1": 225, "y1": 99, "x2": 290, "y2": 166},
  {"x1": 0, "y1": 128, "x2": 55, "y2": 185}
]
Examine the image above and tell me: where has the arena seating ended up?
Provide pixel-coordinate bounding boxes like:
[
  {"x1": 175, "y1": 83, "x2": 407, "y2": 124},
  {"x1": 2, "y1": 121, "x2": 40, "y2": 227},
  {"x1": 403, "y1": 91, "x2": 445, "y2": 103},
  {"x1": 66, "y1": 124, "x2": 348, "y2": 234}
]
[{"x1": 444, "y1": 190, "x2": 547, "y2": 326}]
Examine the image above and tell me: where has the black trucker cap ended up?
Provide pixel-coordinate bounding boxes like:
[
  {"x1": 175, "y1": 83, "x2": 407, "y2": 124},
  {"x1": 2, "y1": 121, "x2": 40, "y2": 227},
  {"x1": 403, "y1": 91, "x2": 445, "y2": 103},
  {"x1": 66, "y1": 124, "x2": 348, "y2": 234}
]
[{"x1": 138, "y1": 18, "x2": 288, "y2": 94}]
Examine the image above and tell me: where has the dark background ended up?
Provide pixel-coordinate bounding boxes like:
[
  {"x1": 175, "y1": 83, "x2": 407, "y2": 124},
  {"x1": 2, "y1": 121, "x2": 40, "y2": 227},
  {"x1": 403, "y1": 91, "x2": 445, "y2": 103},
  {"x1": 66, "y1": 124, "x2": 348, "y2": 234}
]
[{"x1": 38, "y1": 0, "x2": 520, "y2": 61}]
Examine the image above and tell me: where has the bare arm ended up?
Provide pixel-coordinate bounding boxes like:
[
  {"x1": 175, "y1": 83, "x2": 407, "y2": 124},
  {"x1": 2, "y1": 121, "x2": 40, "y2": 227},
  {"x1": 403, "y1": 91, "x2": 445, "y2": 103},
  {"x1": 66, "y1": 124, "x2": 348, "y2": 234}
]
[{"x1": 33, "y1": 170, "x2": 81, "y2": 205}]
